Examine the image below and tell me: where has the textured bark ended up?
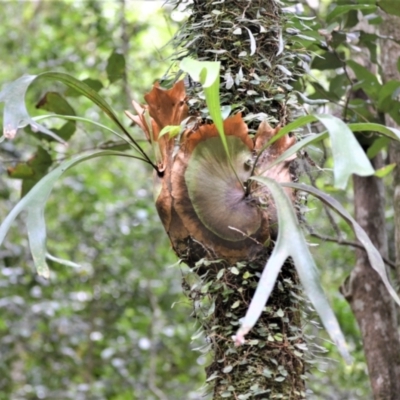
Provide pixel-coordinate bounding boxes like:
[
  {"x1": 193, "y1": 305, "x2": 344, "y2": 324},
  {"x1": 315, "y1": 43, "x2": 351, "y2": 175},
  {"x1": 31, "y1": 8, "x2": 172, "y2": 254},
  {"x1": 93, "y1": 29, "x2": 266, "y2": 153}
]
[
  {"x1": 380, "y1": 11, "x2": 400, "y2": 283},
  {"x1": 161, "y1": 0, "x2": 306, "y2": 398},
  {"x1": 341, "y1": 155, "x2": 400, "y2": 399}
]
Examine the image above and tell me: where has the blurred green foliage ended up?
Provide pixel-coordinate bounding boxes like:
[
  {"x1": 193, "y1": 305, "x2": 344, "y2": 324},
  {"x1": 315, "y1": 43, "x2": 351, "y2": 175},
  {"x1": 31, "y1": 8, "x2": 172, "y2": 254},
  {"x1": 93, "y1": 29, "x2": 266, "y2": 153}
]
[
  {"x1": 0, "y1": 1, "x2": 205, "y2": 399},
  {"x1": 2, "y1": 0, "x2": 399, "y2": 399}
]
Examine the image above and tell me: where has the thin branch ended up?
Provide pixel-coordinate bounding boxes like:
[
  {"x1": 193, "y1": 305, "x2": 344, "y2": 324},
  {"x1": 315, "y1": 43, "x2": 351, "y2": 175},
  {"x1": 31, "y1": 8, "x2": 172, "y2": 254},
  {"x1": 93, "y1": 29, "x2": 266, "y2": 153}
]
[{"x1": 308, "y1": 231, "x2": 396, "y2": 270}]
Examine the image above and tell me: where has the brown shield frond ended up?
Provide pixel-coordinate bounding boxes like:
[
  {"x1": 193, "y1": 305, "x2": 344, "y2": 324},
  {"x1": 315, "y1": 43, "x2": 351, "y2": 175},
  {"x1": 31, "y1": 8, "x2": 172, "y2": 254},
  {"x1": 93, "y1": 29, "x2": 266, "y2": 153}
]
[{"x1": 126, "y1": 81, "x2": 297, "y2": 262}]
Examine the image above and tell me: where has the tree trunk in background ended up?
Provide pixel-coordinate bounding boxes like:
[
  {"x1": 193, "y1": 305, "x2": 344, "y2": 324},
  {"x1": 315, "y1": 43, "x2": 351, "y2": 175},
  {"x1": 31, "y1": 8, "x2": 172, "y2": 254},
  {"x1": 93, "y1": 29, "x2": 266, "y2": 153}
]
[
  {"x1": 380, "y1": 11, "x2": 400, "y2": 283},
  {"x1": 342, "y1": 155, "x2": 400, "y2": 399},
  {"x1": 166, "y1": 0, "x2": 306, "y2": 398},
  {"x1": 340, "y1": 12, "x2": 400, "y2": 399}
]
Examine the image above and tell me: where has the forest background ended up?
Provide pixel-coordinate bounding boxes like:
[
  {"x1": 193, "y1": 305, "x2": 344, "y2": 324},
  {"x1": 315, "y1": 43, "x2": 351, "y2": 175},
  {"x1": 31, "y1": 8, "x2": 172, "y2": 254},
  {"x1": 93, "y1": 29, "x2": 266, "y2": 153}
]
[{"x1": 0, "y1": 0, "x2": 395, "y2": 399}]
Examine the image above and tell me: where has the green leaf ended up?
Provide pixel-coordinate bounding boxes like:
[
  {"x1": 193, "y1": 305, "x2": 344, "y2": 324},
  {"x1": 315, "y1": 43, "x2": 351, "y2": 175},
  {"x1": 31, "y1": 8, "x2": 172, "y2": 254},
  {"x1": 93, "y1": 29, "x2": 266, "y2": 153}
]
[
  {"x1": 347, "y1": 60, "x2": 380, "y2": 100},
  {"x1": 348, "y1": 122, "x2": 400, "y2": 141},
  {"x1": 273, "y1": 115, "x2": 316, "y2": 138},
  {"x1": 33, "y1": 114, "x2": 133, "y2": 145},
  {"x1": 180, "y1": 58, "x2": 220, "y2": 88},
  {"x1": 106, "y1": 51, "x2": 126, "y2": 83},
  {"x1": 374, "y1": 163, "x2": 396, "y2": 178},
  {"x1": 261, "y1": 114, "x2": 375, "y2": 189},
  {"x1": 326, "y1": 4, "x2": 376, "y2": 23},
  {"x1": 235, "y1": 177, "x2": 352, "y2": 364},
  {"x1": 311, "y1": 51, "x2": 343, "y2": 70},
  {"x1": 40, "y1": 72, "x2": 128, "y2": 136},
  {"x1": 264, "y1": 132, "x2": 327, "y2": 171},
  {"x1": 366, "y1": 137, "x2": 390, "y2": 159},
  {"x1": 21, "y1": 146, "x2": 53, "y2": 196},
  {"x1": 36, "y1": 92, "x2": 75, "y2": 116},
  {"x1": 315, "y1": 114, "x2": 375, "y2": 189},
  {"x1": 0, "y1": 150, "x2": 135, "y2": 277},
  {"x1": 0, "y1": 75, "x2": 66, "y2": 142},
  {"x1": 378, "y1": 0, "x2": 400, "y2": 17},
  {"x1": 377, "y1": 80, "x2": 400, "y2": 112},
  {"x1": 180, "y1": 58, "x2": 230, "y2": 159},
  {"x1": 329, "y1": 73, "x2": 349, "y2": 99},
  {"x1": 0, "y1": 72, "x2": 153, "y2": 166},
  {"x1": 36, "y1": 92, "x2": 76, "y2": 141},
  {"x1": 65, "y1": 78, "x2": 103, "y2": 97},
  {"x1": 158, "y1": 125, "x2": 181, "y2": 139},
  {"x1": 282, "y1": 182, "x2": 400, "y2": 307},
  {"x1": 7, "y1": 163, "x2": 34, "y2": 179}
]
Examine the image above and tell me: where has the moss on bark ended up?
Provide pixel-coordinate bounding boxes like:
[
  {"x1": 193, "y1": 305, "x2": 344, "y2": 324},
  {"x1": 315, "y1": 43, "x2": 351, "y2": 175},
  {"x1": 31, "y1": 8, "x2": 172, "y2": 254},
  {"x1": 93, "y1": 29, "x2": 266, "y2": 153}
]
[{"x1": 165, "y1": 0, "x2": 307, "y2": 398}]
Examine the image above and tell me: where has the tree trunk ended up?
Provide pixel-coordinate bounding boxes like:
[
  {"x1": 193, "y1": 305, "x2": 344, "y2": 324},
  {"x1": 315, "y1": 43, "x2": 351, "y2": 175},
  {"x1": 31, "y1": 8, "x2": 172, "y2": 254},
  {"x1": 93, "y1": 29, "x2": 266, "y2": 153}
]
[
  {"x1": 335, "y1": 10, "x2": 400, "y2": 397},
  {"x1": 341, "y1": 155, "x2": 400, "y2": 399},
  {"x1": 161, "y1": 0, "x2": 306, "y2": 398},
  {"x1": 380, "y1": 11, "x2": 400, "y2": 283}
]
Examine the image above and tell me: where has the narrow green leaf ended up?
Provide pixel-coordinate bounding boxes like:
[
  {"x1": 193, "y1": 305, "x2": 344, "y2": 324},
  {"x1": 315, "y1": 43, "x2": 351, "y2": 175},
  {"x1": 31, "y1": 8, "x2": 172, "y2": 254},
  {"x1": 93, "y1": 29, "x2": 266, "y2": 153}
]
[
  {"x1": 40, "y1": 72, "x2": 128, "y2": 135},
  {"x1": 180, "y1": 58, "x2": 230, "y2": 160},
  {"x1": 261, "y1": 115, "x2": 394, "y2": 189},
  {"x1": 0, "y1": 150, "x2": 135, "y2": 277},
  {"x1": 0, "y1": 72, "x2": 154, "y2": 166},
  {"x1": 374, "y1": 163, "x2": 396, "y2": 178},
  {"x1": 254, "y1": 115, "x2": 318, "y2": 166},
  {"x1": 266, "y1": 115, "x2": 316, "y2": 145},
  {"x1": 326, "y1": 4, "x2": 376, "y2": 23},
  {"x1": 235, "y1": 177, "x2": 352, "y2": 364},
  {"x1": 264, "y1": 119, "x2": 400, "y2": 183},
  {"x1": 262, "y1": 131, "x2": 327, "y2": 172},
  {"x1": 348, "y1": 122, "x2": 400, "y2": 141},
  {"x1": 33, "y1": 114, "x2": 132, "y2": 146},
  {"x1": 65, "y1": 78, "x2": 103, "y2": 97},
  {"x1": 283, "y1": 182, "x2": 400, "y2": 307}
]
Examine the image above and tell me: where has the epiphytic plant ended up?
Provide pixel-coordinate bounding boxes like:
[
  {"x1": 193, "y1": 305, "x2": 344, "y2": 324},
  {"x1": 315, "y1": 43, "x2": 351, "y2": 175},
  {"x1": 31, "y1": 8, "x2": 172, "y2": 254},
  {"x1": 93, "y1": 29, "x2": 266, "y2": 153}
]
[{"x1": 1, "y1": 60, "x2": 400, "y2": 367}]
